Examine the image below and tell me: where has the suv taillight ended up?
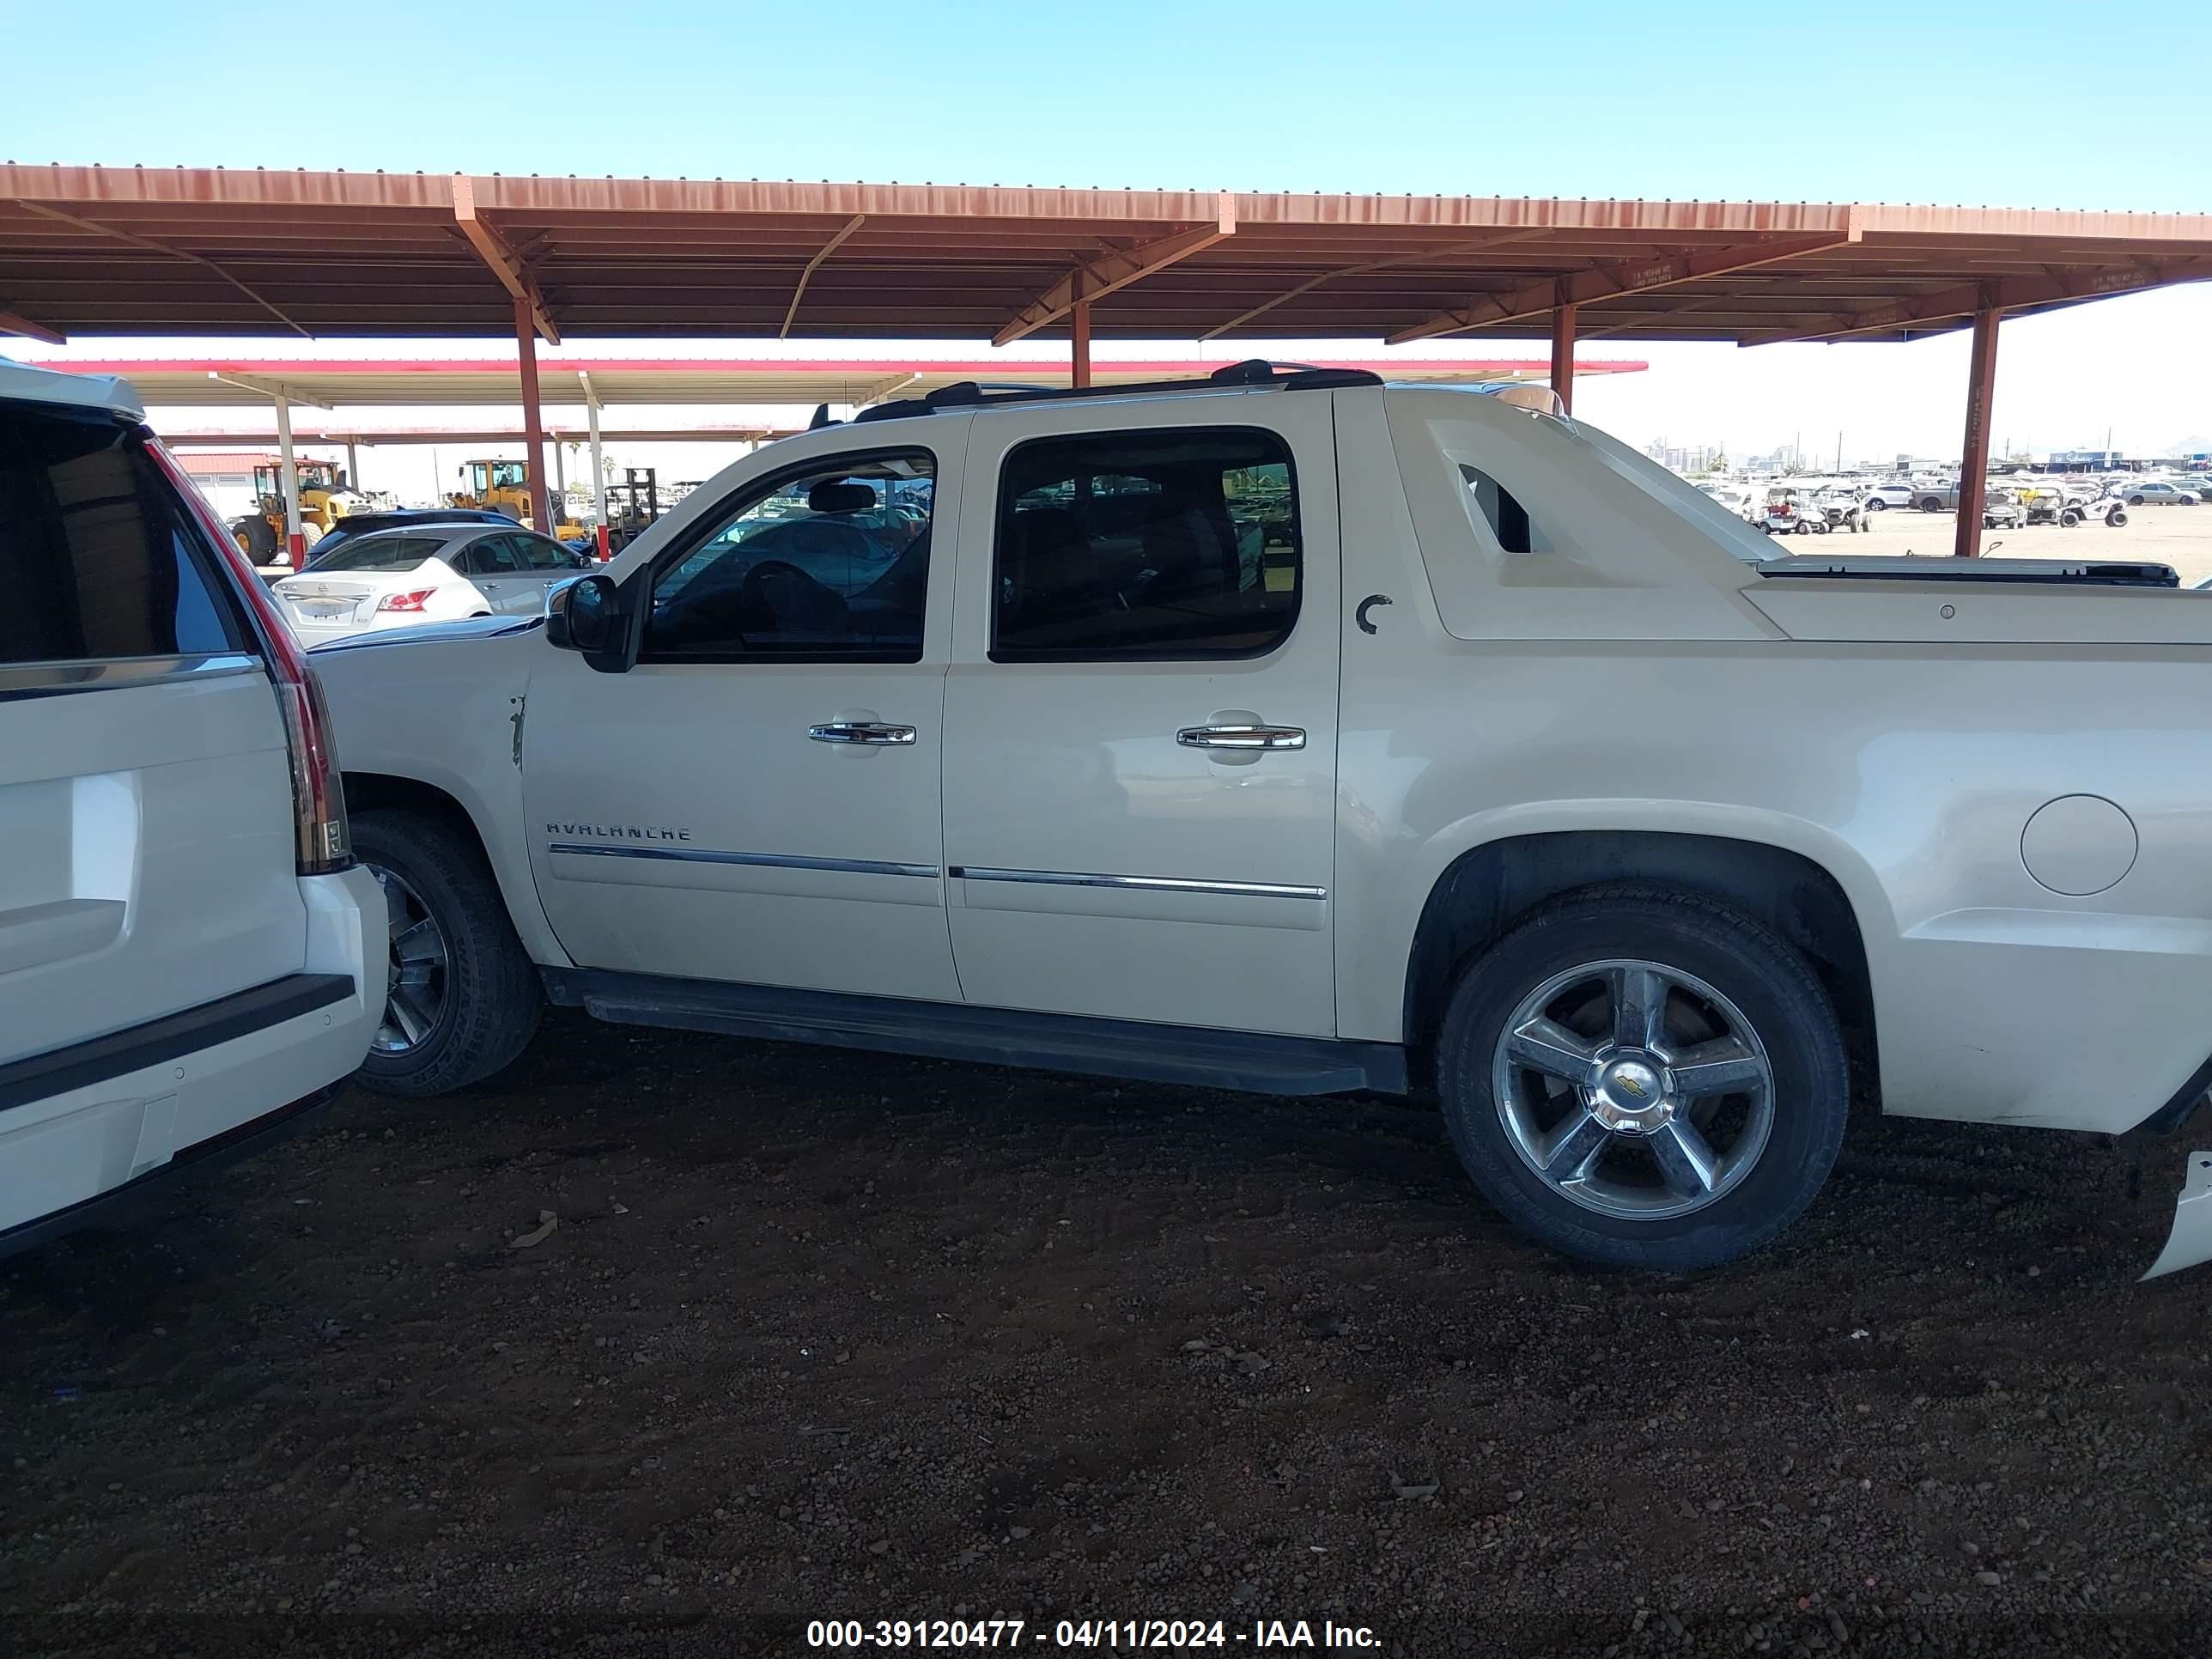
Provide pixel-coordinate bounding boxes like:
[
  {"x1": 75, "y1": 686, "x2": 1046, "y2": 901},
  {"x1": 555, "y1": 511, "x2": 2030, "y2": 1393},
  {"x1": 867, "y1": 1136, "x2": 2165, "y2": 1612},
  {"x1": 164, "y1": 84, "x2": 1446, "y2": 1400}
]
[{"x1": 147, "y1": 437, "x2": 354, "y2": 876}]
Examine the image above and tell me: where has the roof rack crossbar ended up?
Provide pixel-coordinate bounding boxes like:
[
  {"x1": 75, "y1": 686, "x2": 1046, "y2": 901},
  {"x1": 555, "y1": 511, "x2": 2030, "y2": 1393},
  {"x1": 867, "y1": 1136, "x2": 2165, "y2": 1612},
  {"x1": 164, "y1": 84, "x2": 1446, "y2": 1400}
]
[{"x1": 854, "y1": 358, "x2": 1378, "y2": 423}]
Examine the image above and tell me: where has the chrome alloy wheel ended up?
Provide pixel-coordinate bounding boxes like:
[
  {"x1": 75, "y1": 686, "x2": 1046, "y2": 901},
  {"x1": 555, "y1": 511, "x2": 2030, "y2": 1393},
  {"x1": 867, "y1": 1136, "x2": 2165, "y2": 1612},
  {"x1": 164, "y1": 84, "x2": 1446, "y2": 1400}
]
[
  {"x1": 1490, "y1": 958, "x2": 1775, "y2": 1222},
  {"x1": 370, "y1": 864, "x2": 450, "y2": 1055}
]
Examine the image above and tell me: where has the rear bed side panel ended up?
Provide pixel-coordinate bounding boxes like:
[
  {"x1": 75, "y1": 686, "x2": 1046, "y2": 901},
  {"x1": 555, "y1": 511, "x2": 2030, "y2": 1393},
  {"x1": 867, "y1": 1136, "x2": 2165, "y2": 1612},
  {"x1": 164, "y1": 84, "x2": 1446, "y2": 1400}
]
[{"x1": 1334, "y1": 386, "x2": 2212, "y2": 1136}]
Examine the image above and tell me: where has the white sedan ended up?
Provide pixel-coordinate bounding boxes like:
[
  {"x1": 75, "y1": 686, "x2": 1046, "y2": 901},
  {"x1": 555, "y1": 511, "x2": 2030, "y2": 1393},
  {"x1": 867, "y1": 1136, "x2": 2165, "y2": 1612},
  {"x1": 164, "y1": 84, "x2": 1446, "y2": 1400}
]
[{"x1": 272, "y1": 522, "x2": 590, "y2": 645}]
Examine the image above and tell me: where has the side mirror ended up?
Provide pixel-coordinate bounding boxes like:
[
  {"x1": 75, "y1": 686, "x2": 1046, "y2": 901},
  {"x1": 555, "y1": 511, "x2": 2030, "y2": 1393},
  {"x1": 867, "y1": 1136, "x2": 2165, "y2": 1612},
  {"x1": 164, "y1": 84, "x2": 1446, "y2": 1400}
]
[{"x1": 545, "y1": 571, "x2": 622, "y2": 663}]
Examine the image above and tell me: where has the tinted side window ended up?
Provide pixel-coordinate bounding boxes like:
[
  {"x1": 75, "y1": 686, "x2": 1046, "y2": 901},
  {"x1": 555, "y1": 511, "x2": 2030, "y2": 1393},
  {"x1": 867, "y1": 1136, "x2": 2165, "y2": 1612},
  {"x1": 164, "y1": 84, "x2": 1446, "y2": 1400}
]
[
  {"x1": 516, "y1": 534, "x2": 572, "y2": 571},
  {"x1": 644, "y1": 450, "x2": 933, "y2": 662},
  {"x1": 0, "y1": 402, "x2": 244, "y2": 666},
  {"x1": 991, "y1": 428, "x2": 1298, "y2": 661},
  {"x1": 469, "y1": 535, "x2": 526, "y2": 574}
]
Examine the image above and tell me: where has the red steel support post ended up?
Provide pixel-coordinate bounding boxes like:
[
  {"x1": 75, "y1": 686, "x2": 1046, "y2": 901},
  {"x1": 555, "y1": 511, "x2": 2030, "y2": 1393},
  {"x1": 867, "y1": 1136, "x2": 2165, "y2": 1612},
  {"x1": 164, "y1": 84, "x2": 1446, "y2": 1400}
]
[
  {"x1": 515, "y1": 296, "x2": 555, "y2": 534},
  {"x1": 1953, "y1": 299, "x2": 2002, "y2": 558},
  {"x1": 1070, "y1": 297, "x2": 1092, "y2": 388},
  {"x1": 1549, "y1": 295, "x2": 1577, "y2": 415}
]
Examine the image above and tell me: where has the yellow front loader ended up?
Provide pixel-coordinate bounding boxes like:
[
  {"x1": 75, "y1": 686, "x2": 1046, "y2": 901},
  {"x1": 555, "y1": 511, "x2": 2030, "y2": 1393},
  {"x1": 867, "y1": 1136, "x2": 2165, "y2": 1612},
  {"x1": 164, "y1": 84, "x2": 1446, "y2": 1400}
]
[
  {"x1": 229, "y1": 460, "x2": 365, "y2": 564},
  {"x1": 449, "y1": 459, "x2": 585, "y2": 539}
]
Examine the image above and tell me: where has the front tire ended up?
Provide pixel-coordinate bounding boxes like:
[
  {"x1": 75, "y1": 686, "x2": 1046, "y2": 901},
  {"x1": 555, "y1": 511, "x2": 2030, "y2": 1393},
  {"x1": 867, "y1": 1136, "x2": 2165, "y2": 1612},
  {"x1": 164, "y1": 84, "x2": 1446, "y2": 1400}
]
[
  {"x1": 234, "y1": 514, "x2": 278, "y2": 562},
  {"x1": 351, "y1": 810, "x2": 543, "y2": 1097},
  {"x1": 1434, "y1": 888, "x2": 1849, "y2": 1271}
]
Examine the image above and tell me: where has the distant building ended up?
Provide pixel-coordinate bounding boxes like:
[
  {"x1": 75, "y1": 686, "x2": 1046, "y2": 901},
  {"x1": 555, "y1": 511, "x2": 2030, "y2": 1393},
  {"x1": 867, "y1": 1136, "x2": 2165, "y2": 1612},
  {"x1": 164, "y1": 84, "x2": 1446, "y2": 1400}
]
[
  {"x1": 1643, "y1": 436, "x2": 1717, "y2": 474},
  {"x1": 172, "y1": 450, "x2": 275, "y2": 520}
]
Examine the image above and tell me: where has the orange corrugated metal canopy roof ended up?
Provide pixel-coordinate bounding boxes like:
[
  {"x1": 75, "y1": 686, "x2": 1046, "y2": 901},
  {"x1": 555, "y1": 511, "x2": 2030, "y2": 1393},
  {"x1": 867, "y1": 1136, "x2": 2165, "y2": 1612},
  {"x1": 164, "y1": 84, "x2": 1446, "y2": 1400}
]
[
  {"x1": 3, "y1": 166, "x2": 2209, "y2": 348},
  {"x1": 18, "y1": 353, "x2": 1642, "y2": 409}
]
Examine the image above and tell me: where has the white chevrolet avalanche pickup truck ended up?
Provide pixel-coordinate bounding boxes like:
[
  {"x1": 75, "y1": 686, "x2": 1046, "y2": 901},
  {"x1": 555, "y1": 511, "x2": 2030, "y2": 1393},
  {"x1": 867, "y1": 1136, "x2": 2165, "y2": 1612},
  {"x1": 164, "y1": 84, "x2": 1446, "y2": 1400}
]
[
  {"x1": 2, "y1": 361, "x2": 381, "y2": 1255},
  {"x1": 309, "y1": 362, "x2": 2212, "y2": 1274}
]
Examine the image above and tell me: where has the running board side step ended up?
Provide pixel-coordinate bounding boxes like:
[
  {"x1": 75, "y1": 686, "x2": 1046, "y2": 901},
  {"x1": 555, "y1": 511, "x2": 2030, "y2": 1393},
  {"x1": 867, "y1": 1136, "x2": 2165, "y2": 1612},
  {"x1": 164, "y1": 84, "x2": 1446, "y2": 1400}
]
[
  {"x1": 2144, "y1": 1148, "x2": 2212, "y2": 1279},
  {"x1": 539, "y1": 968, "x2": 1407, "y2": 1097}
]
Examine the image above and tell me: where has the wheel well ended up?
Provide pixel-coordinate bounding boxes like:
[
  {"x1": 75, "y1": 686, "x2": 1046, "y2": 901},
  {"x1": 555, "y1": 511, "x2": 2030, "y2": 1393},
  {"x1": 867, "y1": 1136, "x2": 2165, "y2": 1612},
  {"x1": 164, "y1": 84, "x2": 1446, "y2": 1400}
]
[
  {"x1": 343, "y1": 773, "x2": 489, "y2": 860},
  {"x1": 1404, "y1": 831, "x2": 1875, "y2": 1079}
]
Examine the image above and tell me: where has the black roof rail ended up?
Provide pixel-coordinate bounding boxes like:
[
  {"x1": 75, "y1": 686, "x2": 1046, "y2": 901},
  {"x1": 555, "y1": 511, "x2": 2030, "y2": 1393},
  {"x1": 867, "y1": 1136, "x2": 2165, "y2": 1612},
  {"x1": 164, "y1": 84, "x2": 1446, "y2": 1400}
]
[{"x1": 854, "y1": 358, "x2": 1379, "y2": 424}]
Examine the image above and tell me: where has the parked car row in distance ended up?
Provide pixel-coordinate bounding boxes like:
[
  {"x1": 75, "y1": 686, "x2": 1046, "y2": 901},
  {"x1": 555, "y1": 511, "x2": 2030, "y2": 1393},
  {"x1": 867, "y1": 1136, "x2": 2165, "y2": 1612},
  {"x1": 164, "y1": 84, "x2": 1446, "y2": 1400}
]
[{"x1": 270, "y1": 522, "x2": 595, "y2": 646}]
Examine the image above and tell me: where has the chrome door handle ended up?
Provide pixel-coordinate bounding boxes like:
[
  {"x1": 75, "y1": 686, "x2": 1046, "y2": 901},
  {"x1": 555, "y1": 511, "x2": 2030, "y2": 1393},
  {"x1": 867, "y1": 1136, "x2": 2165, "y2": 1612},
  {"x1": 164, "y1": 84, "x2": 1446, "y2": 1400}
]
[
  {"x1": 809, "y1": 720, "x2": 917, "y2": 745},
  {"x1": 1176, "y1": 723, "x2": 1306, "y2": 751}
]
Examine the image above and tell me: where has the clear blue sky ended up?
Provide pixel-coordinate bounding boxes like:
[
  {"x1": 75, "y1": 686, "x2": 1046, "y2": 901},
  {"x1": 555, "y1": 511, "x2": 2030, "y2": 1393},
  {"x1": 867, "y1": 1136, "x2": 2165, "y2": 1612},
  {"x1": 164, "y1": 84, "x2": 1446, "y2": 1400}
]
[
  {"x1": 10, "y1": 0, "x2": 2209, "y2": 210},
  {"x1": 13, "y1": 1, "x2": 2210, "y2": 471}
]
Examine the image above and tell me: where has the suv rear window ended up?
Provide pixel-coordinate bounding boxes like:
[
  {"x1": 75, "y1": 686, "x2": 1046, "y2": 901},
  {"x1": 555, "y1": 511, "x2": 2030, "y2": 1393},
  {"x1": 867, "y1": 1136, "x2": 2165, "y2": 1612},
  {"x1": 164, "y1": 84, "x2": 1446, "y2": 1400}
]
[
  {"x1": 305, "y1": 535, "x2": 447, "y2": 574},
  {"x1": 0, "y1": 401, "x2": 245, "y2": 666}
]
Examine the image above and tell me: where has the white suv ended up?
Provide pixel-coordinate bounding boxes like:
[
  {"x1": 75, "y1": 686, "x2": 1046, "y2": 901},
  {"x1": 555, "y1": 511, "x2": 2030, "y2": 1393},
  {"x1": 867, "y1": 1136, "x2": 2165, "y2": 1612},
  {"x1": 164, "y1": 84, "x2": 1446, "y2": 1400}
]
[
  {"x1": 1, "y1": 361, "x2": 381, "y2": 1255},
  {"x1": 310, "y1": 362, "x2": 2212, "y2": 1274}
]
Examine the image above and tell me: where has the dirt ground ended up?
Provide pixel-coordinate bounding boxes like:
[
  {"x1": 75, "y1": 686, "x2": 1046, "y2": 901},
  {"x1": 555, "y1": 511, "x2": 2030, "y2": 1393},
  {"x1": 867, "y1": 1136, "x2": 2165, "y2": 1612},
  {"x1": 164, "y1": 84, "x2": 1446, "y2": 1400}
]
[{"x1": 4, "y1": 1012, "x2": 2211, "y2": 1659}]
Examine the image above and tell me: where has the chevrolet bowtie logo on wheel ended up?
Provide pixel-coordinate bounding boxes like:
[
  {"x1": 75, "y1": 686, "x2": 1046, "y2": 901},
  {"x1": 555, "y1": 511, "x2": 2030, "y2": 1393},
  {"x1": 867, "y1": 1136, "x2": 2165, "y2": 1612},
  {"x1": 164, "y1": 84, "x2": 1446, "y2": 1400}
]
[{"x1": 1617, "y1": 1075, "x2": 1650, "y2": 1099}]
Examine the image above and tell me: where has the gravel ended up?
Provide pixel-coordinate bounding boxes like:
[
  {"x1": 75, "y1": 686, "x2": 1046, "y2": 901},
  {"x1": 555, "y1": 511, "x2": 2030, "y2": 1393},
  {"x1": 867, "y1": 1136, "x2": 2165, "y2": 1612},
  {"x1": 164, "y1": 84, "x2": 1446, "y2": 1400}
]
[{"x1": 3, "y1": 1011, "x2": 2208, "y2": 1657}]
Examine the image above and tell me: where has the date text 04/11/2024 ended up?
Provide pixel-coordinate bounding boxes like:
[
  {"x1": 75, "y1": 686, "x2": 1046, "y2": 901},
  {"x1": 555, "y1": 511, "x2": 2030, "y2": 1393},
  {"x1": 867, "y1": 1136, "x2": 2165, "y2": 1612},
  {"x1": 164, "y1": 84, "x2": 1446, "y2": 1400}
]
[{"x1": 804, "y1": 1619, "x2": 1382, "y2": 1650}]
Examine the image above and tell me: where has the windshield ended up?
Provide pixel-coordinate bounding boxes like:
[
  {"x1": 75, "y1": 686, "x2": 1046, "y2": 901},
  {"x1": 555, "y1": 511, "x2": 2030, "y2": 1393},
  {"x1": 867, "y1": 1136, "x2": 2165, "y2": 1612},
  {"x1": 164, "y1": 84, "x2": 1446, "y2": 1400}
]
[{"x1": 303, "y1": 534, "x2": 447, "y2": 574}]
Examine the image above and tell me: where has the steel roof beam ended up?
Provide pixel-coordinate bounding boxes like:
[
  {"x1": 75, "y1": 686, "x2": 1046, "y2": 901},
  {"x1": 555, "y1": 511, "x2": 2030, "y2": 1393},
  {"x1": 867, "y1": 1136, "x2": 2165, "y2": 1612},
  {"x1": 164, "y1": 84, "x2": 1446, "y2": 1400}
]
[
  {"x1": 1200, "y1": 231, "x2": 1539, "y2": 340},
  {"x1": 10, "y1": 200, "x2": 312, "y2": 338},
  {"x1": 206, "y1": 370, "x2": 335, "y2": 410},
  {"x1": 0, "y1": 307, "x2": 63, "y2": 343},
  {"x1": 994, "y1": 194, "x2": 1235, "y2": 347},
  {"x1": 780, "y1": 215, "x2": 866, "y2": 338},
  {"x1": 451, "y1": 174, "x2": 560, "y2": 344},
  {"x1": 1737, "y1": 258, "x2": 2212, "y2": 345},
  {"x1": 1386, "y1": 228, "x2": 1861, "y2": 344}
]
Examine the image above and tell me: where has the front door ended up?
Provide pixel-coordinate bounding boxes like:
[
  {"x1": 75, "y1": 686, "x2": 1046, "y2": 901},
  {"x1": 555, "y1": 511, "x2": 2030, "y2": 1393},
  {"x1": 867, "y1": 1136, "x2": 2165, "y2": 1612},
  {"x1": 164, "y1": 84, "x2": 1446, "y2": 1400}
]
[
  {"x1": 520, "y1": 431, "x2": 965, "y2": 1003},
  {"x1": 940, "y1": 392, "x2": 1342, "y2": 1036}
]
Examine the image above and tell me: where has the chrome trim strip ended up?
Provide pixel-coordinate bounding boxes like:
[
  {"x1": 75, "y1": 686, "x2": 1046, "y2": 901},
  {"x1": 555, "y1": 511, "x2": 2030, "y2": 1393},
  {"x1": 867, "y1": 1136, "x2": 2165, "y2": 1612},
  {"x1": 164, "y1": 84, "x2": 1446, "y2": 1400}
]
[
  {"x1": 951, "y1": 866, "x2": 1328, "y2": 901},
  {"x1": 547, "y1": 842, "x2": 938, "y2": 879},
  {"x1": 0, "y1": 653, "x2": 262, "y2": 704}
]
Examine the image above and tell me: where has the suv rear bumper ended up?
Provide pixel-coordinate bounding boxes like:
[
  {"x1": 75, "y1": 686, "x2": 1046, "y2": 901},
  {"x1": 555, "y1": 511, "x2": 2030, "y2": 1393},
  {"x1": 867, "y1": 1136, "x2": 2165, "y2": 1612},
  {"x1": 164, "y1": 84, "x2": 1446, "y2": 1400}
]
[
  {"x1": 0, "y1": 1081, "x2": 343, "y2": 1259},
  {"x1": 0, "y1": 864, "x2": 380, "y2": 1245}
]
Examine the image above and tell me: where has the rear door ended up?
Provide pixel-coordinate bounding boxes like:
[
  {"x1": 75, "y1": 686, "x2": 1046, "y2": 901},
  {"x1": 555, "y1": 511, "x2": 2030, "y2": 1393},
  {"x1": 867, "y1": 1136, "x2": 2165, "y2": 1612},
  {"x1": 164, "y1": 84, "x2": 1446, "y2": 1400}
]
[
  {"x1": 939, "y1": 391, "x2": 1343, "y2": 1036},
  {"x1": 1, "y1": 397, "x2": 304, "y2": 1201}
]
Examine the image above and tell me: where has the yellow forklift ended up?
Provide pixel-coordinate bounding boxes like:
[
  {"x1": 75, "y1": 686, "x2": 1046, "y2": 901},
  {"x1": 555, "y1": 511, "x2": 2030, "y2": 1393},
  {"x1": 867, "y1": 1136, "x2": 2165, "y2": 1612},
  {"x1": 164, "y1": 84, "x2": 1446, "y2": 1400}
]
[
  {"x1": 599, "y1": 467, "x2": 663, "y2": 554},
  {"x1": 449, "y1": 458, "x2": 585, "y2": 538},
  {"x1": 229, "y1": 459, "x2": 363, "y2": 563}
]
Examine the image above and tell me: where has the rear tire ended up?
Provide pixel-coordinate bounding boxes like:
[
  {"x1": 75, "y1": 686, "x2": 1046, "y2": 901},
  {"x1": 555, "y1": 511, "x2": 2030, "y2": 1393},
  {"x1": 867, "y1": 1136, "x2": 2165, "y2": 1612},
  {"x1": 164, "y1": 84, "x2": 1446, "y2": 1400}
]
[
  {"x1": 350, "y1": 810, "x2": 543, "y2": 1097},
  {"x1": 1919, "y1": 497, "x2": 1943, "y2": 512},
  {"x1": 1434, "y1": 887, "x2": 1849, "y2": 1271}
]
